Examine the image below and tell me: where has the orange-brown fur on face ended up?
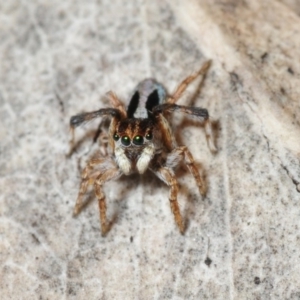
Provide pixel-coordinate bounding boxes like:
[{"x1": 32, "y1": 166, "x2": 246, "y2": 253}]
[
  {"x1": 69, "y1": 61, "x2": 217, "y2": 235},
  {"x1": 115, "y1": 118, "x2": 154, "y2": 141},
  {"x1": 113, "y1": 118, "x2": 157, "y2": 174}
]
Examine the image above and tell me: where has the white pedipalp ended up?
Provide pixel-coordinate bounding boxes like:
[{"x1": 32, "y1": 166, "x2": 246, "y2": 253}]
[
  {"x1": 114, "y1": 147, "x2": 132, "y2": 175},
  {"x1": 136, "y1": 144, "x2": 155, "y2": 174}
]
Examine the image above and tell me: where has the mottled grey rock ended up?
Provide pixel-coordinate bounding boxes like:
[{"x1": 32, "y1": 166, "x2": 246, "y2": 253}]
[{"x1": 1, "y1": 0, "x2": 300, "y2": 299}]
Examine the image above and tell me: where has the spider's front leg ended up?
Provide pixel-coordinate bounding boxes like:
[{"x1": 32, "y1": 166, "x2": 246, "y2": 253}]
[
  {"x1": 151, "y1": 166, "x2": 184, "y2": 233},
  {"x1": 68, "y1": 107, "x2": 123, "y2": 156},
  {"x1": 94, "y1": 167, "x2": 121, "y2": 235},
  {"x1": 73, "y1": 157, "x2": 105, "y2": 216},
  {"x1": 73, "y1": 156, "x2": 121, "y2": 235}
]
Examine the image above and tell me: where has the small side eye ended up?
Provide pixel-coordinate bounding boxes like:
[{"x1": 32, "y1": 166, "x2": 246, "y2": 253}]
[
  {"x1": 145, "y1": 132, "x2": 153, "y2": 140},
  {"x1": 113, "y1": 133, "x2": 120, "y2": 141},
  {"x1": 121, "y1": 136, "x2": 131, "y2": 146},
  {"x1": 133, "y1": 135, "x2": 144, "y2": 145}
]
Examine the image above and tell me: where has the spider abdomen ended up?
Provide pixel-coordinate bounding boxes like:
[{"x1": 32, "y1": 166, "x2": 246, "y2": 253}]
[{"x1": 127, "y1": 79, "x2": 167, "y2": 119}]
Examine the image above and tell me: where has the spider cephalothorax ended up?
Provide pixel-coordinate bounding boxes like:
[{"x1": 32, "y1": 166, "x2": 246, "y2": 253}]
[{"x1": 69, "y1": 61, "x2": 217, "y2": 235}]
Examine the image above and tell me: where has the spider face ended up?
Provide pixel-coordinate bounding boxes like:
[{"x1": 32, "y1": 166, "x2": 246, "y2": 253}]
[
  {"x1": 113, "y1": 118, "x2": 154, "y2": 147},
  {"x1": 70, "y1": 61, "x2": 217, "y2": 235},
  {"x1": 112, "y1": 118, "x2": 157, "y2": 175}
]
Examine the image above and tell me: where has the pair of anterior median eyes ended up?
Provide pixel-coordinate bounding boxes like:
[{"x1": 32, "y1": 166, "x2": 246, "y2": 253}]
[{"x1": 113, "y1": 132, "x2": 153, "y2": 146}]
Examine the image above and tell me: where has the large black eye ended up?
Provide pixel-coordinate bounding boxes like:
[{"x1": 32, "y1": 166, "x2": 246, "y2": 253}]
[
  {"x1": 121, "y1": 136, "x2": 131, "y2": 146},
  {"x1": 145, "y1": 132, "x2": 153, "y2": 140},
  {"x1": 133, "y1": 135, "x2": 144, "y2": 145},
  {"x1": 113, "y1": 133, "x2": 120, "y2": 141}
]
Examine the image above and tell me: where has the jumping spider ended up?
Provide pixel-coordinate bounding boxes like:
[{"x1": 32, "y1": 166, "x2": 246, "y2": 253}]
[{"x1": 70, "y1": 61, "x2": 217, "y2": 235}]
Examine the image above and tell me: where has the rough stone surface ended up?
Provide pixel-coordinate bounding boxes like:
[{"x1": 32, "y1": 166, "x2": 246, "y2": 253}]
[{"x1": 1, "y1": 0, "x2": 300, "y2": 299}]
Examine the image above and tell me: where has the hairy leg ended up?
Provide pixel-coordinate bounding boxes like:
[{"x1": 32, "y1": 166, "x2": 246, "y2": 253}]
[
  {"x1": 154, "y1": 103, "x2": 217, "y2": 153},
  {"x1": 178, "y1": 146, "x2": 206, "y2": 196},
  {"x1": 68, "y1": 108, "x2": 122, "y2": 155},
  {"x1": 73, "y1": 157, "x2": 106, "y2": 216},
  {"x1": 156, "y1": 60, "x2": 217, "y2": 153},
  {"x1": 168, "y1": 60, "x2": 211, "y2": 104},
  {"x1": 156, "y1": 114, "x2": 177, "y2": 151},
  {"x1": 151, "y1": 167, "x2": 184, "y2": 234},
  {"x1": 164, "y1": 145, "x2": 206, "y2": 197},
  {"x1": 94, "y1": 168, "x2": 121, "y2": 235},
  {"x1": 204, "y1": 120, "x2": 217, "y2": 153},
  {"x1": 93, "y1": 118, "x2": 111, "y2": 156},
  {"x1": 106, "y1": 91, "x2": 127, "y2": 118}
]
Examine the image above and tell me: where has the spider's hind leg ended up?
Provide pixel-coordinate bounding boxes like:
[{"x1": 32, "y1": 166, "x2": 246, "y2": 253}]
[{"x1": 168, "y1": 60, "x2": 211, "y2": 104}]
